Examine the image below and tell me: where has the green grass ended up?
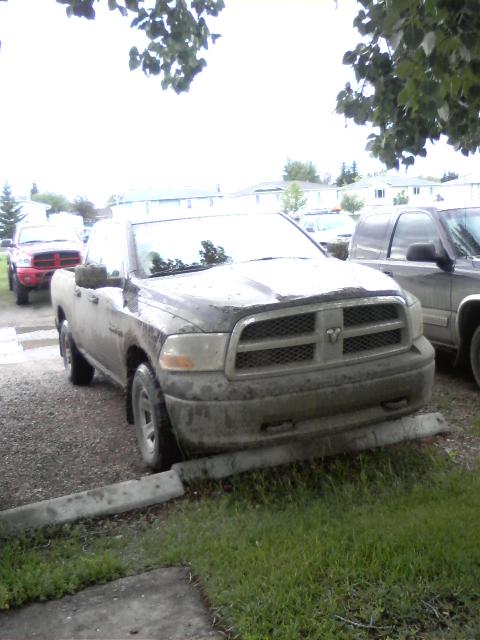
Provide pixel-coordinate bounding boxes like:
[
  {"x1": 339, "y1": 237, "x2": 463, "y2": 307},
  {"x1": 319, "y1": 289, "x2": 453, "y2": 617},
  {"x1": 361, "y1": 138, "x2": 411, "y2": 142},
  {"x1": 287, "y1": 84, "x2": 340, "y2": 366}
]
[
  {"x1": 2, "y1": 446, "x2": 480, "y2": 638},
  {"x1": 0, "y1": 254, "x2": 9, "y2": 300}
]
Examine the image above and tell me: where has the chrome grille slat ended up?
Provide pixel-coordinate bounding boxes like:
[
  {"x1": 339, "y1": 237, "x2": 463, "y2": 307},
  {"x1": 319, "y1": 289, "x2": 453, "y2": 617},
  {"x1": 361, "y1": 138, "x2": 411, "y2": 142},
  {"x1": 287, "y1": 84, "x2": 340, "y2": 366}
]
[{"x1": 226, "y1": 297, "x2": 410, "y2": 379}]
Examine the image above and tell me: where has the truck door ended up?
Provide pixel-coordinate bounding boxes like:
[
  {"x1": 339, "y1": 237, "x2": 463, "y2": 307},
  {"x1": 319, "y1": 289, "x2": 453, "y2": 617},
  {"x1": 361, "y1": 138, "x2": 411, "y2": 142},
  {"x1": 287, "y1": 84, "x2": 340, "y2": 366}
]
[
  {"x1": 380, "y1": 211, "x2": 453, "y2": 346},
  {"x1": 75, "y1": 224, "x2": 126, "y2": 384}
]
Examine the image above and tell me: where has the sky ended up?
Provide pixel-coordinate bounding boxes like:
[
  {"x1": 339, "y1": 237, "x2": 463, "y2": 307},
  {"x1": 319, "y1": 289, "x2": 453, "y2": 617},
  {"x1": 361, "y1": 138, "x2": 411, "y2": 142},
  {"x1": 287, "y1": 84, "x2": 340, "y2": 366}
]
[{"x1": 0, "y1": 0, "x2": 479, "y2": 207}]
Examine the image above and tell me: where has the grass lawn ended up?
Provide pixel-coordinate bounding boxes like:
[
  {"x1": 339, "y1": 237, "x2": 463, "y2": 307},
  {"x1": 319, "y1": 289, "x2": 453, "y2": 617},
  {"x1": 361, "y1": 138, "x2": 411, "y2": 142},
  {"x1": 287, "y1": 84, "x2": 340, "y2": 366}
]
[
  {"x1": 2, "y1": 445, "x2": 480, "y2": 638},
  {"x1": 0, "y1": 254, "x2": 9, "y2": 301}
]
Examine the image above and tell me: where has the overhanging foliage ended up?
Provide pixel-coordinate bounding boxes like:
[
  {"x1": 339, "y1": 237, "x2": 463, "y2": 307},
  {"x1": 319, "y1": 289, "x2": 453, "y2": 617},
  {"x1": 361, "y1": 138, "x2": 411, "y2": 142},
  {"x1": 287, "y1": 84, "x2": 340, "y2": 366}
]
[{"x1": 336, "y1": 0, "x2": 480, "y2": 168}]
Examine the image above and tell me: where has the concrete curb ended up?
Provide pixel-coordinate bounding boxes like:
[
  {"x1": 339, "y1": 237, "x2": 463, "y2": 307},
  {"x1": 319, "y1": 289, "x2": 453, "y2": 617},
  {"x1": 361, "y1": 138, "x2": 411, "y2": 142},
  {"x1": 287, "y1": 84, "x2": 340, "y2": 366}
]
[
  {"x1": 173, "y1": 412, "x2": 449, "y2": 482},
  {"x1": 0, "y1": 470, "x2": 184, "y2": 533},
  {"x1": 0, "y1": 412, "x2": 449, "y2": 533}
]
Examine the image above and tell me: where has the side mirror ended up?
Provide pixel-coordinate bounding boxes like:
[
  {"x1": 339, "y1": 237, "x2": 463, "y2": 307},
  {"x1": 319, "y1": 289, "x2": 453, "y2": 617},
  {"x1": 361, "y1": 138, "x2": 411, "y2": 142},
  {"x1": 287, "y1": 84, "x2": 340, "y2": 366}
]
[
  {"x1": 406, "y1": 242, "x2": 453, "y2": 271},
  {"x1": 406, "y1": 243, "x2": 438, "y2": 262},
  {"x1": 1, "y1": 239, "x2": 13, "y2": 248},
  {"x1": 75, "y1": 264, "x2": 108, "y2": 289}
]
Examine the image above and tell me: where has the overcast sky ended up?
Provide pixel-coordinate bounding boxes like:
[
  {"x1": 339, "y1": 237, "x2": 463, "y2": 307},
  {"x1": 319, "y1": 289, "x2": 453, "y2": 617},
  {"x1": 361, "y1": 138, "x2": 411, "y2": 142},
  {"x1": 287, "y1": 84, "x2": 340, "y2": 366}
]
[{"x1": 0, "y1": 0, "x2": 479, "y2": 206}]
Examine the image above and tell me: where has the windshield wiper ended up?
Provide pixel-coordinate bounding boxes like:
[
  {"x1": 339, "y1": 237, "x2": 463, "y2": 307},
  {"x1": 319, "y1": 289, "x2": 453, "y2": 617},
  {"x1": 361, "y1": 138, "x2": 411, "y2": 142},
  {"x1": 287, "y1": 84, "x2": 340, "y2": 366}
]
[{"x1": 148, "y1": 264, "x2": 213, "y2": 278}]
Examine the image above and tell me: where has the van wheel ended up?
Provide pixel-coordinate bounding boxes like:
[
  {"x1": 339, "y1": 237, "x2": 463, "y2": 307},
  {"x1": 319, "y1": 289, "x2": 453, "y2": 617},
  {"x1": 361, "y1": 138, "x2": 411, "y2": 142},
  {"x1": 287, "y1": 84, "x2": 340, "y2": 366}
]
[
  {"x1": 470, "y1": 326, "x2": 480, "y2": 388},
  {"x1": 131, "y1": 363, "x2": 180, "y2": 471},
  {"x1": 13, "y1": 275, "x2": 29, "y2": 305},
  {"x1": 60, "y1": 320, "x2": 94, "y2": 386}
]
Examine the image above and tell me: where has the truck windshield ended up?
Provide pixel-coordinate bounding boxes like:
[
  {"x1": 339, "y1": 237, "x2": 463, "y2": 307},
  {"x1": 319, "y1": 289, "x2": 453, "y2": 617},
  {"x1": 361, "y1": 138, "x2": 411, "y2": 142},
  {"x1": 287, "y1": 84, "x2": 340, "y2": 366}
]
[
  {"x1": 441, "y1": 208, "x2": 480, "y2": 258},
  {"x1": 132, "y1": 213, "x2": 324, "y2": 278},
  {"x1": 18, "y1": 225, "x2": 81, "y2": 244}
]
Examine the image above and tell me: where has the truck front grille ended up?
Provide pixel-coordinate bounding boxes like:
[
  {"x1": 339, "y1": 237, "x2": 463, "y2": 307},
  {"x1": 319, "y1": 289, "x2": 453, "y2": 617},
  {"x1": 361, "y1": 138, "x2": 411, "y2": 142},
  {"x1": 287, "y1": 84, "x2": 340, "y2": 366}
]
[
  {"x1": 236, "y1": 344, "x2": 315, "y2": 370},
  {"x1": 240, "y1": 313, "x2": 316, "y2": 341},
  {"x1": 343, "y1": 329, "x2": 402, "y2": 354},
  {"x1": 343, "y1": 304, "x2": 398, "y2": 327},
  {"x1": 33, "y1": 252, "x2": 82, "y2": 269},
  {"x1": 226, "y1": 298, "x2": 409, "y2": 378}
]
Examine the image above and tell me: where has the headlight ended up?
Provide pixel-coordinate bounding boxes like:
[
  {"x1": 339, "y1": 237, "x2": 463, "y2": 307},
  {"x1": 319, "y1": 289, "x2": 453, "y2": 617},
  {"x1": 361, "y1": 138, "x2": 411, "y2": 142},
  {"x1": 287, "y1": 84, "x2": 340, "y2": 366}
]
[
  {"x1": 15, "y1": 252, "x2": 32, "y2": 267},
  {"x1": 159, "y1": 333, "x2": 229, "y2": 371},
  {"x1": 405, "y1": 291, "x2": 423, "y2": 340}
]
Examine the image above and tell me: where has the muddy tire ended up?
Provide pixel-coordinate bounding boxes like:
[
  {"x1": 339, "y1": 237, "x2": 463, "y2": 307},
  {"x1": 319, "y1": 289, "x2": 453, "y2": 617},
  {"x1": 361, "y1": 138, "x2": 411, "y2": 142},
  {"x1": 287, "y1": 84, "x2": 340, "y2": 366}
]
[
  {"x1": 131, "y1": 363, "x2": 180, "y2": 471},
  {"x1": 13, "y1": 275, "x2": 29, "y2": 305},
  {"x1": 60, "y1": 320, "x2": 94, "y2": 386},
  {"x1": 470, "y1": 325, "x2": 480, "y2": 388}
]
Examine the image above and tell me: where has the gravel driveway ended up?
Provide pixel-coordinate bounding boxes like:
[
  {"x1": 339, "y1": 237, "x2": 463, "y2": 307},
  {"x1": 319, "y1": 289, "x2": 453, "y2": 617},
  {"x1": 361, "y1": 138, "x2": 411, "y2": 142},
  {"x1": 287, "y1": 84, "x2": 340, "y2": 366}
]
[
  {"x1": 1, "y1": 294, "x2": 479, "y2": 512},
  {"x1": 0, "y1": 293, "x2": 147, "y2": 511}
]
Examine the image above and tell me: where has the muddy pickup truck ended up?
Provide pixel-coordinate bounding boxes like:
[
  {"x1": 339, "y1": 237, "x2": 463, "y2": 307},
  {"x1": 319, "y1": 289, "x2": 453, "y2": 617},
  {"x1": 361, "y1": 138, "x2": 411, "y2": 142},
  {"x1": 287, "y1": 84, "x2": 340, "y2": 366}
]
[{"x1": 50, "y1": 210, "x2": 435, "y2": 470}]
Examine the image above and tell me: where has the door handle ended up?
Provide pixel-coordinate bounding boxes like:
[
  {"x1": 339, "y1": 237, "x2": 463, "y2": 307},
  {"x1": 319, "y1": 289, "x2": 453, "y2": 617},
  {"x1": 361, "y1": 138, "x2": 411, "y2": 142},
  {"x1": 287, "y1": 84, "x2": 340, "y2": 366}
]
[
  {"x1": 74, "y1": 286, "x2": 82, "y2": 298},
  {"x1": 88, "y1": 293, "x2": 99, "y2": 304},
  {"x1": 382, "y1": 270, "x2": 393, "y2": 277}
]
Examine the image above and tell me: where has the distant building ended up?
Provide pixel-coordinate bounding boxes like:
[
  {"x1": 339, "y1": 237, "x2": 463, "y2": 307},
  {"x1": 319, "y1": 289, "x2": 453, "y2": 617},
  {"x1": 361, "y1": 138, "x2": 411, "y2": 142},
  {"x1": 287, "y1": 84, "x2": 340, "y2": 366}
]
[
  {"x1": 16, "y1": 199, "x2": 49, "y2": 225},
  {"x1": 432, "y1": 173, "x2": 480, "y2": 203},
  {"x1": 110, "y1": 186, "x2": 224, "y2": 219},
  {"x1": 339, "y1": 176, "x2": 439, "y2": 208},
  {"x1": 226, "y1": 181, "x2": 337, "y2": 213}
]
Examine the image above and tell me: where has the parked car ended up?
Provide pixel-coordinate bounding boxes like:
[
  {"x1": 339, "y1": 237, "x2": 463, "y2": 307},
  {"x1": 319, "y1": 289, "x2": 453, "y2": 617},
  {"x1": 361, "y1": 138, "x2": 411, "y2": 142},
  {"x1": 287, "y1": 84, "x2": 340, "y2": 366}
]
[
  {"x1": 299, "y1": 209, "x2": 356, "y2": 250},
  {"x1": 6, "y1": 223, "x2": 83, "y2": 305},
  {"x1": 348, "y1": 204, "x2": 480, "y2": 387},
  {"x1": 51, "y1": 210, "x2": 434, "y2": 470}
]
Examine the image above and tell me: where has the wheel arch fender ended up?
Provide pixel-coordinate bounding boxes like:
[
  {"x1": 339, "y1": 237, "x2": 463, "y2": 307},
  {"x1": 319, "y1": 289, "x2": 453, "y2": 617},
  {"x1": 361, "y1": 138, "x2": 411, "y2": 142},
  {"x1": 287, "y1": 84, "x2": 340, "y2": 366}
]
[{"x1": 455, "y1": 295, "x2": 480, "y2": 364}]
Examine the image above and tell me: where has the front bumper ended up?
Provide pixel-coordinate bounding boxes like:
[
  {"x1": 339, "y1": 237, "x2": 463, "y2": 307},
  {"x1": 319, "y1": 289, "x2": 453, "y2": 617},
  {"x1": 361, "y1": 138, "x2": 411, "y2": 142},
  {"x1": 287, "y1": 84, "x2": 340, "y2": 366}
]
[
  {"x1": 16, "y1": 267, "x2": 54, "y2": 289},
  {"x1": 163, "y1": 336, "x2": 435, "y2": 453}
]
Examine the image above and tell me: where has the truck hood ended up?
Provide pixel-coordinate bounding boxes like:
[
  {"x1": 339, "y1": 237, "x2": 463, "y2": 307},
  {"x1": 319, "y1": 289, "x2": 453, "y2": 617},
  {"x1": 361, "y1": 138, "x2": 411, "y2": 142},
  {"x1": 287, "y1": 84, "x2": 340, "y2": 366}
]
[
  {"x1": 15, "y1": 240, "x2": 82, "y2": 255},
  {"x1": 137, "y1": 257, "x2": 404, "y2": 333}
]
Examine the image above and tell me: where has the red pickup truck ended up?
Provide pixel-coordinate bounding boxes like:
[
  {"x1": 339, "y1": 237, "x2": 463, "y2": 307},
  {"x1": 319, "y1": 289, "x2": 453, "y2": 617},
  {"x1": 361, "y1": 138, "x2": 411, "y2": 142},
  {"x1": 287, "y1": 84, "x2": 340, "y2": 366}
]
[{"x1": 5, "y1": 223, "x2": 83, "y2": 305}]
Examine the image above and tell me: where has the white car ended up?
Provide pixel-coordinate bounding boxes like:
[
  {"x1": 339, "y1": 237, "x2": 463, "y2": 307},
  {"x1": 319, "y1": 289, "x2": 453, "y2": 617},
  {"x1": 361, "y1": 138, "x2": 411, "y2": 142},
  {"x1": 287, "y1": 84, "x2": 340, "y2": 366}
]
[{"x1": 300, "y1": 210, "x2": 356, "y2": 249}]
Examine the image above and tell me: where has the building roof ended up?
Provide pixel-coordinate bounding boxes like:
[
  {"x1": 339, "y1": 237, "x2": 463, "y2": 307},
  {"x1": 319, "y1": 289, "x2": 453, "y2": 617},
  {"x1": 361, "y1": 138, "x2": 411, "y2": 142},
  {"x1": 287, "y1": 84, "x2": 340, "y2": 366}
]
[
  {"x1": 439, "y1": 173, "x2": 480, "y2": 186},
  {"x1": 118, "y1": 185, "x2": 222, "y2": 204},
  {"x1": 231, "y1": 181, "x2": 333, "y2": 197},
  {"x1": 341, "y1": 175, "x2": 439, "y2": 190}
]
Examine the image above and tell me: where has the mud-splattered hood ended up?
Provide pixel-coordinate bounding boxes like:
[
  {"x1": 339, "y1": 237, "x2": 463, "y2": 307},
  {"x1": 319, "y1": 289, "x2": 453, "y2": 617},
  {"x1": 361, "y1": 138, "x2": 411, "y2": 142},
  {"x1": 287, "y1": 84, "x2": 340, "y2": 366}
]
[{"x1": 138, "y1": 257, "x2": 405, "y2": 332}]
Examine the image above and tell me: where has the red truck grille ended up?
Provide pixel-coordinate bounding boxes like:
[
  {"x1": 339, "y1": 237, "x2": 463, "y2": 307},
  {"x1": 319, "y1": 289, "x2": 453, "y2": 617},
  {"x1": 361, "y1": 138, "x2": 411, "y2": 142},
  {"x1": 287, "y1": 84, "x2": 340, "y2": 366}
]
[{"x1": 32, "y1": 251, "x2": 82, "y2": 269}]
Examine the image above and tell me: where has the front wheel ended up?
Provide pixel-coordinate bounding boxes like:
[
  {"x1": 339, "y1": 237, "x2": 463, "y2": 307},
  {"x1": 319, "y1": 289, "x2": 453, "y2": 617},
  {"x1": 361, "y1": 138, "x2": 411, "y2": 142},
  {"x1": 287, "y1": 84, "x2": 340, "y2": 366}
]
[
  {"x1": 60, "y1": 320, "x2": 95, "y2": 386},
  {"x1": 131, "y1": 363, "x2": 180, "y2": 471},
  {"x1": 13, "y1": 275, "x2": 28, "y2": 305},
  {"x1": 470, "y1": 325, "x2": 480, "y2": 388}
]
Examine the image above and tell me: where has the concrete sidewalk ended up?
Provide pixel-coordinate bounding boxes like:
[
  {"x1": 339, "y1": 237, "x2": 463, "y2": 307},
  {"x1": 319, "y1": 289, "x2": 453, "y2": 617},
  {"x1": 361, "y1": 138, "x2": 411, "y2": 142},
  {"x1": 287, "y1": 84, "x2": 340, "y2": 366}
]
[{"x1": 0, "y1": 569, "x2": 222, "y2": 640}]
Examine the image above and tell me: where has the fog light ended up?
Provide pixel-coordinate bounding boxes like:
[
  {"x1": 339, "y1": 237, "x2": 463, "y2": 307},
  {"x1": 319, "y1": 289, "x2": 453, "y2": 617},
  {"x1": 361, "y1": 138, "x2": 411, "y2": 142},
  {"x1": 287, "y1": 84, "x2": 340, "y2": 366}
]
[{"x1": 23, "y1": 276, "x2": 31, "y2": 284}]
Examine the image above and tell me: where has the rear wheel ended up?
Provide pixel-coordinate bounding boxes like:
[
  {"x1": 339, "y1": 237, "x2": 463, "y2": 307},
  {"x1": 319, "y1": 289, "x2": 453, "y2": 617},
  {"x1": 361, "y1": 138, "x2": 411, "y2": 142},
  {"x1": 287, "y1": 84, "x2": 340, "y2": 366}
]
[
  {"x1": 131, "y1": 363, "x2": 180, "y2": 471},
  {"x1": 13, "y1": 275, "x2": 28, "y2": 305},
  {"x1": 470, "y1": 325, "x2": 480, "y2": 388},
  {"x1": 7, "y1": 268, "x2": 13, "y2": 291},
  {"x1": 60, "y1": 320, "x2": 95, "y2": 386}
]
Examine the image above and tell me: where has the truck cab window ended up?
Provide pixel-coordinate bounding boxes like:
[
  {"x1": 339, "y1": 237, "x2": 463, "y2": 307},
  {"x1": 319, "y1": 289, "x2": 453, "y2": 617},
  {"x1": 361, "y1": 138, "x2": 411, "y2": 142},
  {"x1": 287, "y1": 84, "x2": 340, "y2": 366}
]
[
  {"x1": 85, "y1": 224, "x2": 124, "y2": 278},
  {"x1": 389, "y1": 213, "x2": 439, "y2": 260}
]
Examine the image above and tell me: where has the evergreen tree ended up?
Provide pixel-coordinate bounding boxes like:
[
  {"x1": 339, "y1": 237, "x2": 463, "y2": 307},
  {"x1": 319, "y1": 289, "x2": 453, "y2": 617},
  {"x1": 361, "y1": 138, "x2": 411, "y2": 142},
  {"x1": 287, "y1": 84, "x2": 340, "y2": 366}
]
[{"x1": 0, "y1": 182, "x2": 24, "y2": 238}]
